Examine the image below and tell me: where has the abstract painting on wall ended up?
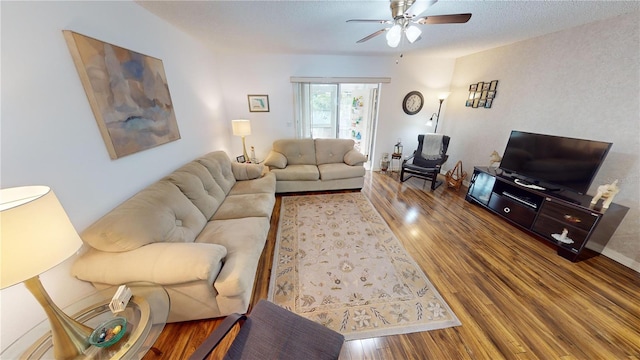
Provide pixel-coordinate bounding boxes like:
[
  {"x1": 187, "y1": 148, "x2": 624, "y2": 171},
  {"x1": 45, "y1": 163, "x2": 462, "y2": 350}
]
[{"x1": 63, "y1": 30, "x2": 180, "y2": 159}]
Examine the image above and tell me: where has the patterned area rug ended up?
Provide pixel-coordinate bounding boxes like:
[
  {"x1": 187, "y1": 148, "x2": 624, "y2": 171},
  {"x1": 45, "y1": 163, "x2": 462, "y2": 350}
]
[{"x1": 268, "y1": 192, "x2": 461, "y2": 340}]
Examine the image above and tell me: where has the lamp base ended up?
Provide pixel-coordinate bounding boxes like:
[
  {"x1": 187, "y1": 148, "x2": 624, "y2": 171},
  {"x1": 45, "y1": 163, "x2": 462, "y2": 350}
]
[
  {"x1": 24, "y1": 276, "x2": 93, "y2": 360},
  {"x1": 241, "y1": 136, "x2": 249, "y2": 162}
]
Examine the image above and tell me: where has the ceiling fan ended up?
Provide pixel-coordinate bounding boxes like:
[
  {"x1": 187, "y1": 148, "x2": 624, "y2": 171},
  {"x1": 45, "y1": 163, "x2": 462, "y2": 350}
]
[{"x1": 347, "y1": 0, "x2": 471, "y2": 47}]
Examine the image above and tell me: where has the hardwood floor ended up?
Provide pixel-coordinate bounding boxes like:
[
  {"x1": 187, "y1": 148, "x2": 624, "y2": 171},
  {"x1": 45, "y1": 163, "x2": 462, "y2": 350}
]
[{"x1": 143, "y1": 171, "x2": 640, "y2": 360}]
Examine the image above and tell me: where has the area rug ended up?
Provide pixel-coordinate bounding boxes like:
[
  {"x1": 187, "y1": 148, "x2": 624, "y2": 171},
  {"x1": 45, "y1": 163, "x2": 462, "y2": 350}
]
[{"x1": 268, "y1": 192, "x2": 461, "y2": 340}]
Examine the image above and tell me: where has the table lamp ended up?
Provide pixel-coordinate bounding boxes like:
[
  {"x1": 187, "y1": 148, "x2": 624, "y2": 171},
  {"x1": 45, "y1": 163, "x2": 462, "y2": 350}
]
[
  {"x1": 1, "y1": 186, "x2": 93, "y2": 359},
  {"x1": 231, "y1": 119, "x2": 251, "y2": 161}
]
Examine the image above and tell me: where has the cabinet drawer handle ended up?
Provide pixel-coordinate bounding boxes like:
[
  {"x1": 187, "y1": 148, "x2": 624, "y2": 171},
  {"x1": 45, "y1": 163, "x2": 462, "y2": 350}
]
[
  {"x1": 503, "y1": 207, "x2": 511, "y2": 214},
  {"x1": 563, "y1": 214, "x2": 582, "y2": 223}
]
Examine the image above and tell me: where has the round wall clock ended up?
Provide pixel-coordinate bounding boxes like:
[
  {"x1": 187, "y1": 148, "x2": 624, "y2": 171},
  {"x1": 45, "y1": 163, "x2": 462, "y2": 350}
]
[{"x1": 402, "y1": 91, "x2": 424, "y2": 115}]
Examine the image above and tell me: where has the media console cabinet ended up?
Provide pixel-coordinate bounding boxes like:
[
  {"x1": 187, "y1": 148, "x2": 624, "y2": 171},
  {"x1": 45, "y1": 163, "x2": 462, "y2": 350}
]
[{"x1": 466, "y1": 167, "x2": 629, "y2": 262}]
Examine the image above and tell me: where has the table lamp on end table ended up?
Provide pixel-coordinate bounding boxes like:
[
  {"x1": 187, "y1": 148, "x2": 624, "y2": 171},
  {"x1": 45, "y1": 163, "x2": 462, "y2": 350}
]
[{"x1": 1, "y1": 186, "x2": 92, "y2": 359}]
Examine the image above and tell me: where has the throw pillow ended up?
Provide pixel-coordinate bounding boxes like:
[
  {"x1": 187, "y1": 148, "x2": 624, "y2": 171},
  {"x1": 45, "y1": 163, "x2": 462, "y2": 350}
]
[
  {"x1": 264, "y1": 151, "x2": 288, "y2": 169},
  {"x1": 344, "y1": 149, "x2": 368, "y2": 166}
]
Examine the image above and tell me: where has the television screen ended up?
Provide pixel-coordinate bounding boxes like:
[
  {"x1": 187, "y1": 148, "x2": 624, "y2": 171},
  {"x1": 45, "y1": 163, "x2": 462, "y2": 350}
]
[{"x1": 499, "y1": 131, "x2": 612, "y2": 194}]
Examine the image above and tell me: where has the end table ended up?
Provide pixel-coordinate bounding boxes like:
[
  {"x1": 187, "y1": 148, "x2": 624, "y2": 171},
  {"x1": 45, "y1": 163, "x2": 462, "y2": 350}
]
[{"x1": 1, "y1": 284, "x2": 169, "y2": 360}]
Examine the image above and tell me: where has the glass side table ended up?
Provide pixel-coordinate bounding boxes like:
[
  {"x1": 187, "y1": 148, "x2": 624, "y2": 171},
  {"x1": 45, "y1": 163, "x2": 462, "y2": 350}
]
[{"x1": 1, "y1": 284, "x2": 169, "y2": 360}]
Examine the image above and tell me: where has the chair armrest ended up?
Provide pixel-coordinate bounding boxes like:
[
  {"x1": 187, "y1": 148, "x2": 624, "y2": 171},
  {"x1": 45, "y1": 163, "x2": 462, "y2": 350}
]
[
  {"x1": 402, "y1": 153, "x2": 415, "y2": 164},
  {"x1": 72, "y1": 242, "x2": 227, "y2": 285},
  {"x1": 189, "y1": 313, "x2": 247, "y2": 360}
]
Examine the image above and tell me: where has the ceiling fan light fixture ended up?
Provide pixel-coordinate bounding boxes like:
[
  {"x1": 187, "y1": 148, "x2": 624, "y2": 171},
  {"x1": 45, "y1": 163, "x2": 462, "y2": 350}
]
[
  {"x1": 405, "y1": 25, "x2": 422, "y2": 43},
  {"x1": 386, "y1": 24, "x2": 402, "y2": 47}
]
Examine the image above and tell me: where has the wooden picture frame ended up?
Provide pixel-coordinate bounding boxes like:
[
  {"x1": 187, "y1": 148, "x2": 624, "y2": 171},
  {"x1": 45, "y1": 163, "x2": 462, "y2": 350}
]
[
  {"x1": 63, "y1": 30, "x2": 180, "y2": 159},
  {"x1": 248, "y1": 95, "x2": 270, "y2": 112},
  {"x1": 485, "y1": 99, "x2": 494, "y2": 108},
  {"x1": 469, "y1": 84, "x2": 478, "y2": 91},
  {"x1": 489, "y1": 80, "x2": 499, "y2": 91}
]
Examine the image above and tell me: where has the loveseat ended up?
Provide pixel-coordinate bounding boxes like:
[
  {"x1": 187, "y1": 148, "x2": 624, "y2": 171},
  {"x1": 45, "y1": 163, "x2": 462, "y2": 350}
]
[
  {"x1": 71, "y1": 151, "x2": 276, "y2": 322},
  {"x1": 263, "y1": 138, "x2": 368, "y2": 193}
]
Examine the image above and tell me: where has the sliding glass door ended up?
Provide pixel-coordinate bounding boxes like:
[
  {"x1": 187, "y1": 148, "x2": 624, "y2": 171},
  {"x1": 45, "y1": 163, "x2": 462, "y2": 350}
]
[{"x1": 293, "y1": 82, "x2": 380, "y2": 161}]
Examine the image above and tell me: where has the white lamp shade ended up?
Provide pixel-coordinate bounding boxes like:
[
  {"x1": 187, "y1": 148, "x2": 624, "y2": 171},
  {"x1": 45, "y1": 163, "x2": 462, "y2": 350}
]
[
  {"x1": 231, "y1": 119, "x2": 251, "y2": 136},
  {"x1": 386, "y1": 24, "x2": 402, "y2": 48},
  {"x1": 0, "y1": 186, "x2": 83, "y2": 289},
  {"x1": 439, "y1": 92, "x2": 451, "y2": 100},
  {"x1": 405, "y1": 26, "x2": 422, "y2": 43}
]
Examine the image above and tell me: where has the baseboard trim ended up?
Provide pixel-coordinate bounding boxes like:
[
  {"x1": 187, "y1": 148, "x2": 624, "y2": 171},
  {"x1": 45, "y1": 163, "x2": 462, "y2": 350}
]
[{"x1": 599, "y1": 247, "x2": 640, "y2": 273}]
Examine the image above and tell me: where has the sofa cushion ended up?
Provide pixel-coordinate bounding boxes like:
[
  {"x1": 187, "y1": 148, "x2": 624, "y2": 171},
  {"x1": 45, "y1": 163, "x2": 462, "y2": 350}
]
[
  {"x1": 212, "y1": 193, "x2": 275, "y2": 220},
  {"x1": 196, "y1": 217, "x2": 270, "y2": 296},
  {"x1": 315, "y1": 139, "x2": 356, "y2": 165},
  {"x1": 196, "y1": 151, "x2": 237, "y2": 194},
  {"x1": 344, "y1": 149, "x2": 368, "y2": 166},
  {"x1": 318, "y1": 163, "x2": 366, "y2": 181},
  {"x1": 264, "y1": 151, "x2": 287, "y2": 169},
  {"x1": 166, "y1": 162, "x2": 227, "y2": 220},
  {"x1": 272, "y1": 139, "x2": 316, "y2": 165},
  {"x1": 231, "y1": 162, "x2": 264, "y2": 180},
  {"x1": 81, "y1": 181, "x2": 207, "y2": 252},
  {"x1": 270, "y1": 165, "x2": 320, "y2": 181}
]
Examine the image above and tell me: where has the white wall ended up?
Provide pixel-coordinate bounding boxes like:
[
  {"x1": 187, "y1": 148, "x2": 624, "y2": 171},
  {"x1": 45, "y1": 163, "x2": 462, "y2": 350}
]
[
  {"x1": 1, "y1": 1, "x2": 228, "y2": 347},
  {"x1": 443, "y1": 11, "x2": 640, "y2": 269},
  {"x1": 216, "y1": 53, "x2": 456, "y2": 167}
]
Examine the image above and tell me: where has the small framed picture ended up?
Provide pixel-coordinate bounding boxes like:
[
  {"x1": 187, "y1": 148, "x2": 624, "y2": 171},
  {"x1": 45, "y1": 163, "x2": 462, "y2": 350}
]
[
  {"x1": 468, "y1": 92, "x2": 476, "y2": 100},
  {"x1": 482, "y1": 82, "x2": 490, "y2": 91},
  {"x1": 481, "y1": 90, "x2": 488, "y2": 100},
  {"x1": 465, "y1": 99, "x2": 473, "y2": 107},
  {"x1": 487, "y1": 90, "x2": 496, "y2": 99},
  {"x1": 485, "y1": 99, "x2": 493, "y2": 108},
  {"x1": 478, "y1": 99, "x2": 487, "y2": 107},
  {"x1": 248, "y1": 94, "x2": 269, "y2": 112},
  {"x1": 469, "y1": 84, "x2": 478, "y2": 91},
  {"x1": 472, "y1": 98, "x2": 480, "y2": 108},
  {"x1": 476, "y1": 82, "x2": 484, "y2": 91},
  {"x1": 236, "y1": 155, "x2": 246, "y2": 163},
  {"x1": 489, "y1": 80, "x2": 499, "y2": 91}
]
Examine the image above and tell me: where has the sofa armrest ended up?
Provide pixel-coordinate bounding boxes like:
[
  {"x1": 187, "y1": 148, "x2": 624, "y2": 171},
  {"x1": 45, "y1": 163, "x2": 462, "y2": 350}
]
[
  {"x1": 344, "y1": 149, "x2": 368, "y2": 166},
  {"x1": 263, "y1": 151, "x2": 287, "y2": 169},
  {"x1": 231, "y1": 162, "x2": 264, "y2": 180},
  {"x1": 72, "y1": 242, "x2": 227, "y2": 286}
]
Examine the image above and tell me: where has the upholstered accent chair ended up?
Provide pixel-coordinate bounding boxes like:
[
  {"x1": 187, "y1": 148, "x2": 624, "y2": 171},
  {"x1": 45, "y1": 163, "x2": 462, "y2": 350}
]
[
  {"x1": 400, "y1": 134, "x2": 450, "y2": 190},
  {"x1": 189, "y1": 299, "x2": 344, "y2": 360}
]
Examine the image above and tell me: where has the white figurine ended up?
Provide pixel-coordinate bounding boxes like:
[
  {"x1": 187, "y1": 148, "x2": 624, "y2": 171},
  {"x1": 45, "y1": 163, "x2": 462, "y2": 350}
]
[
  {"x1": 489, "y1": 150, "x2": 502, "y2": 167},
  {"x1": 590, "y1": 180, "x2": 620, "y2": 209}
]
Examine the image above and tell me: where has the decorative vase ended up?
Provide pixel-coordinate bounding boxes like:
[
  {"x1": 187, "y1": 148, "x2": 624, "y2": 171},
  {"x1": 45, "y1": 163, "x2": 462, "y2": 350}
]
[{"x1": 380, "y1": 153, "x2": 390, "y2": 173}]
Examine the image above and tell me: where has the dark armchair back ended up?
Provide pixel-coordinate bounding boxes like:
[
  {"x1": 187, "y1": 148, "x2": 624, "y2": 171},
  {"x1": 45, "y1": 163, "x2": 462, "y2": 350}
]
[{"x1": 411, "y1": 134, "x2": 450, "y2": 168}]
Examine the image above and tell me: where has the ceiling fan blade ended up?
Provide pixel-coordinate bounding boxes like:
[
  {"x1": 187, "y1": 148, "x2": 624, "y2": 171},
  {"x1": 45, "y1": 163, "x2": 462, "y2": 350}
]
[
  {"x1": 405, "y1": 0, "x2": 438, "y2": 18},
  {"x1": 416, "y1": 13, "x2": 472, "y2": 25},
  {"x1": 347, "y1": 19, "x2": 392, "y2": 24},
  {"x1": 356, "y1": 28, "x2": 389, "y2": 43}
]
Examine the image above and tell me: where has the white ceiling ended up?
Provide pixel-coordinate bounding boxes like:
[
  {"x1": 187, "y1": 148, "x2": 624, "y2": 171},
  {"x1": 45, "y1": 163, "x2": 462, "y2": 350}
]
[{"x1": 136, "y1": 1, "x2": 639, "y2": 58}]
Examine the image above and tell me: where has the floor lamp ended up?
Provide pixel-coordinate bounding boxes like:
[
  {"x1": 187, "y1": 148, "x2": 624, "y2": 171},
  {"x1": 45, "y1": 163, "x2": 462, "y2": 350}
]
[
  {"x1": 232, "y1": 119, "x2": 251, "y2": 161},
  {"x1": 1, "y1": 186, "x2": 93, "y2": 359},
  {"x1": 427, "y1": 93, "x2": 450, "y2": 133}
]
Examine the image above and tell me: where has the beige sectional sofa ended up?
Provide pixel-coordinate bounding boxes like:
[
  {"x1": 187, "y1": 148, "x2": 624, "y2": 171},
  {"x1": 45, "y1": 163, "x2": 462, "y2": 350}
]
[
  {"x1": 71, "y1": 151, "x2": 275, "y2": 322},
  {"x1": 264, "y1": 138, "x2": 368, "y2": 193}
]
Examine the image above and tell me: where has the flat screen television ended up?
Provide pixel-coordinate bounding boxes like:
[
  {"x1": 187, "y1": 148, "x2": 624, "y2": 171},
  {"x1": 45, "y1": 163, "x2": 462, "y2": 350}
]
[{"x1": 499, "y1": 131, "x2": 612, "y2": 194}]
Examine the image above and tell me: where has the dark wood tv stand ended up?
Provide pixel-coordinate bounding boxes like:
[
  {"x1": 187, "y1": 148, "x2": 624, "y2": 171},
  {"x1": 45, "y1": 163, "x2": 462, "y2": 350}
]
[{"x1": 465, "y1": 167, "x2": 629, "y2": 262}]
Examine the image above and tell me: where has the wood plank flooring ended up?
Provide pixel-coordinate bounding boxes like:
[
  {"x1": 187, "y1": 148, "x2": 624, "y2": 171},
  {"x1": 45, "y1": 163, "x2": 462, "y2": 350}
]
[{"x1": 143, "y1": 171, "x2": 640, "y2": 360}]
